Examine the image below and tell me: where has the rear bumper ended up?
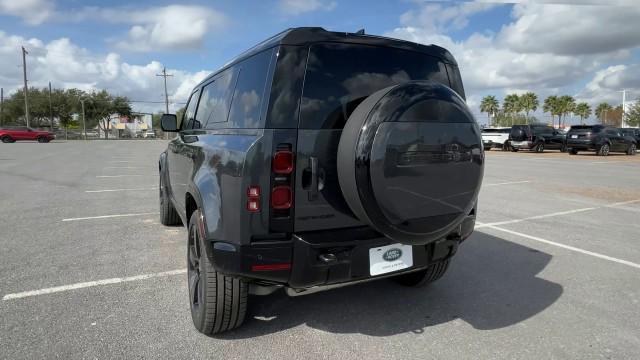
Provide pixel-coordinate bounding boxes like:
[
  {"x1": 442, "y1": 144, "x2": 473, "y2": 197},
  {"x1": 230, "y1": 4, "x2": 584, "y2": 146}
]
[
  {"x1": 510, "y1": 140, "x2": 533, "y2": 149},
  {"x1": 567, "y1": 140, "x2": 595, "y2": 150},
  {"x1": 208, "y1": 215, "x2": 475, "y2": 289}
]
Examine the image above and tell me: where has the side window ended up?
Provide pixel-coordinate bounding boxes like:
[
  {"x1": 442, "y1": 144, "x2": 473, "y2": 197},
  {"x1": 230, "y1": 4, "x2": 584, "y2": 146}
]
[
  {"x1": 198, "y1": 69, "x2": 236, "y2": 128},
  {"x1": 181, "y1": 89, "x2": 201, "y2": 130},
  {"x1": 445, "y1": 64, "x2": 466, "y2": 99},
  {"x1": 227, "y1": 50, "x2": 273, "y2": 128}
]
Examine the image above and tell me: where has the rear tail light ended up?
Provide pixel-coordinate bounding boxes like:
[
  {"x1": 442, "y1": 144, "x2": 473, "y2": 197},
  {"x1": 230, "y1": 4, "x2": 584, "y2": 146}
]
[
  {"x1": 272, "y1": 151, "x2": 294, "y2": 174},
  {"x1": 271, "y1": 186, "x2": 292, "y2": 209},
  {"x1": 269, "y1": 143, "x2": 295, "y2": 231},
  {"x1": 247, "y1": 186, "x2": 260, "y2": 212}
]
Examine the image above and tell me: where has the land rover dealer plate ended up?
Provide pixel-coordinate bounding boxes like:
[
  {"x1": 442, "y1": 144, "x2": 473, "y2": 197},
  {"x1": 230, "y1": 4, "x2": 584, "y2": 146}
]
[{"x1": 369, "y1": 244, "x2": 413, "y2": 276}]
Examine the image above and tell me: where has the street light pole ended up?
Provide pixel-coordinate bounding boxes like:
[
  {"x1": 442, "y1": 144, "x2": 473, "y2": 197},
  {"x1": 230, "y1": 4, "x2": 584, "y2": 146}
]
[
  {"x1": 620, "y1": 89, "x2": 627, "y2": 128},
  {"x1": 49, "y1": 82, "x2": 54, "y2": 131},
  {"x1": 21, "y1": 46, "x2": 30, "y2": 128}
]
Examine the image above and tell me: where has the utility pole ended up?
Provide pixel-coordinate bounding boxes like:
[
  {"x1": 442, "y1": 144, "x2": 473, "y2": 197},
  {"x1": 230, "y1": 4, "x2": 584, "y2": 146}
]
[
  {"x1": 156, "y1": 67, "x2": 173, "y2": 114},
  {"x1": 0, "y1": 88, "x2": 3, "y2": 127},
  {"x1": 22, "y1": 46, "x2": 30, "y2": 128},
  {"x1": 80, "y1": 98, "x2": 87, "y2": 140},
  {"x1": 49, "y1": 82, "x2": 54, "y2": 131}
]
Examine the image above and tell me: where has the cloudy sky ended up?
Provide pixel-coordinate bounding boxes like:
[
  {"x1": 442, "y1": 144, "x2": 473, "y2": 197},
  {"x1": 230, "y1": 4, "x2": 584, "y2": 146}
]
[{"x1": 0, "y1": 0, "x2": 639, "y2": 124}]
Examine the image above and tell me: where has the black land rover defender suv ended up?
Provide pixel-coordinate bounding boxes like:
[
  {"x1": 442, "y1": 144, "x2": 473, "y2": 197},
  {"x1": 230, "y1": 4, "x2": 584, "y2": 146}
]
[
  {"x1": 509, "y1": 124, "x2": 566, "y2": 152},
  {"x1": 158, "y1": 28, "x2": 483, "y2": 335},
  {"x1": 566, "y1": 125, "x2": 637, "y2": 156}
]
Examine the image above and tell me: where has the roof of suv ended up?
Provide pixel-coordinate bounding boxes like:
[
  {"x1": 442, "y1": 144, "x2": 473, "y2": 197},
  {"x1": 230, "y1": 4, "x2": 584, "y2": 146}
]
[{"x1": 220, "y1": 27, "x2": 457, "y2": 72}]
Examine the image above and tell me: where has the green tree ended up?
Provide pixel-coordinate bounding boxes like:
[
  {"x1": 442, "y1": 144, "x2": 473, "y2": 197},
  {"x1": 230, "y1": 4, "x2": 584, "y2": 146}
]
[
  {"x1": 84, "y1": 90, "x2": 132, "y2": 139},
  {"x1": 503, "y1": 94, "x2": 521, "y2": 125},
  {"x1": 626, "y1": 99, "x2": 640, "y2": 127},
  {"x1": 480, "y1": 95, "x2": 500, "y2": 126},
  {"x1": 557, "y1": 95, "x2": 575, "y2": 127},
  {"x1": 595, "y1": 102, "x2": 613, "y2": 124},
  {"x1": 519, "y1": 92, "x2": 539, "y2": 119},
  {"x1": 543, "y1": 96, "x2": 560, "y2": 128},
  {"x1": 573, "y1": 102, "x2": 592, "y2": 125}
]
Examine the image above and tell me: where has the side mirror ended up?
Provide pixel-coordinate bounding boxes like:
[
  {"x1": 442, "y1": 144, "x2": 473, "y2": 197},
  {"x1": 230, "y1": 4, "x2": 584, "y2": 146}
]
[{"x1": 160, "y1": 114, "x2": 178, "y2": 132}]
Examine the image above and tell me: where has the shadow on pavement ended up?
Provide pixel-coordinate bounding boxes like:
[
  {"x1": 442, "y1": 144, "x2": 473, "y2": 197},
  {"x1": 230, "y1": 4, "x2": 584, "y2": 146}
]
[{"x1": 219, "y1": 232, "x2": 563, "y2": 339}]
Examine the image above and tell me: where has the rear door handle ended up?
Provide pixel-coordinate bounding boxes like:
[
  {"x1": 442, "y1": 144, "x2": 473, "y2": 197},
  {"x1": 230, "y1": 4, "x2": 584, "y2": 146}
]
[{"x1": 309, "y1": 157, "x2": 318, "y2": 201}]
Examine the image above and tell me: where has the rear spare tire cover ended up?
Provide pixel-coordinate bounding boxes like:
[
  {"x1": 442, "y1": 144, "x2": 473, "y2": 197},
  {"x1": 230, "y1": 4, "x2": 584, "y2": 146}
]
[{"x1": 337, "y1": 81, "x2": 484, "y2": 245}]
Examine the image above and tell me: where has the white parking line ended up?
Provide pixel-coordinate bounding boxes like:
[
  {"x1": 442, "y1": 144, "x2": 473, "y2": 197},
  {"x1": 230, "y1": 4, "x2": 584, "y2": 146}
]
[
  {"x1": 477, "y1": 222, "x2": 640, "y2": 270},
  {"x1": 477, "y1": 199, "x2": 640, "y2": 229},
  {"x1": 85, "y1": 188, "x2": 158, "y2": 193},
  {"x1": 606, "y1": 199, "x2": 640, "y2": 207},
  {"x1": 62, "y1": 212, "x2": 158, "y2": 222},
  {"x1": 104, "y1": 166, "x2": 145, "y2": 169},
  {"x1": 591, "y1": 160, "x2": 627, "y2": 164},
  {"x1": 2, "y1": 269, "x2": 186, "y2": 301},
  {"x1": 476, "y1": 207, "x2": 596, "y2": 228},
  {"x1": 96, "y1": 175, "x2": 145, "y2": 178},
  {"x1": 484, "y1": 180, "x2": 531, "y2": 186}
]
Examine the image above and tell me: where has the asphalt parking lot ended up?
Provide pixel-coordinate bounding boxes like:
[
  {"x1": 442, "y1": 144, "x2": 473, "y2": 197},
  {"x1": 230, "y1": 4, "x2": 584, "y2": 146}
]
[{"x1": 1, "y1": 141, "x2": 639, "y2": 359}]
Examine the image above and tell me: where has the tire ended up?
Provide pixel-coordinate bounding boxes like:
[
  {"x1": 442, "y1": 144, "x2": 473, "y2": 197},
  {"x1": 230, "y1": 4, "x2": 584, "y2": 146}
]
[
  {"x1": 502, "y1": 142, "x2": 511, "y2": 151},
  {"x1": 1, "y1": 136, "x2": 14, "y2": 143},
  {"x1": 188, "y1": 210, "x2": 248, "y2": 335},
  {"x1": 627, "y1": 143, "x2": 637, "y2": 156},
  {"x1": 569, "y1": 148, "x2": 578, "y2": 155},
  {"x1": 392, "y1": 259, "x2": 450, "y2": 287},
  {"x1": 597, "y1": 143, "x2": 610, "y2": 156},
  {"x1": 336, "y1": 81, "x2": 482, "y2": 245},
  {"x1": 37, "y1": 137, "x2": 48, "y2": 143},
  {"x1": 535, "y1": 142, "x2": 544, "y2": 153},
  {"x1": 159, "y1": 174, "x2": 181, "y2": 226},
  {"x1": 511, "y1": 147, "x2": 519, "y2": 152}
]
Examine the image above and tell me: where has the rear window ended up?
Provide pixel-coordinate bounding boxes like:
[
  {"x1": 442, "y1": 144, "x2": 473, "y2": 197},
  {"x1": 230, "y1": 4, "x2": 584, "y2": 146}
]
[
  {"x1": 300, "y1": 43, "x2": 452, "y2": 129},
  {"x1": 482, "y1": 128, "x2": 510, "y2": 133},
  {"x1": 569, "y1": 125, "x2": 595, "y2": 132},
  {"x1": 511, "y1": 125, "x2": 530, "y2": 133}
]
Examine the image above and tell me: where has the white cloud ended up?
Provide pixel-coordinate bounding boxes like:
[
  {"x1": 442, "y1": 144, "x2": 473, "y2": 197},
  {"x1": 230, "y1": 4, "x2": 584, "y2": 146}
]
[
  {"x1": 399, "y1": 1, "x2": 498, "y2": 33},
  {"x1": 279, "y1": 0, "x2": 336, "y2": 15},
  {"x1": 0, "y1": 31, "x2": 209, "y2": 113},
  {"x1": 0, "y1": 0, "x2": 54, "y2": 25},
  {"x1": 114, "y1": 5, "x2": 227, "y2": 52},
  {"x1": 385, "y1": 0, "x2": 639, "y2": 117},
  {"x1": 576, "y1": 64, "x2": 640, "y2": 105},
  {"x1": 498, "y1": 3, "x2": 640, "y2": 55}
]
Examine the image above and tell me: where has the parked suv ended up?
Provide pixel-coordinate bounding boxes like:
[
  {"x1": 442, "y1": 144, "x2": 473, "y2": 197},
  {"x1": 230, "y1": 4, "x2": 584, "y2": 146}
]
[
  {"x1": 0, "y1": 127, "x2": 55, "y2": 143},
  {"x1": 481, "y1": 127, "x2": 511, "y2": 150},
  {"x1": 509, "y1": 124, "x2": 566, "y2": 152},
  {"x1": 566, "y1": 125, "x2": 637, "y2": 156},
  {"x1": 621, "y1": 128, "x2": 640, "y2": 143},
  {"x1": 158, "y1": 28, "x2": 483, "y2": 335}
]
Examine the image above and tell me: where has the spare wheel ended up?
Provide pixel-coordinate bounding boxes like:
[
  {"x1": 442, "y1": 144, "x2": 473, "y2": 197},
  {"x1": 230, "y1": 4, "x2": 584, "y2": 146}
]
[{"x1": 337, "y1": 81, "x2": 484, "y2": 245}]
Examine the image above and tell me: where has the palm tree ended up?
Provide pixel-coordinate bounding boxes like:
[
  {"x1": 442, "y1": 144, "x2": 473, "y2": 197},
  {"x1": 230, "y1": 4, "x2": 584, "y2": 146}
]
[
  {"x1": 543, "y1": 95, "x2": 560, "y2": 127},
  {"x1": 557, "y1": 95, "x2": 575, "y2": 127},
  {"x1": 519, "y1": 92, "x2": 539, "y2": 120},
  {"x1": 595, "y1": 102, "x2": 613, "y2": 124},
  {"x1": 574, "y1": 103, "x2": 591, "y2": 125},
  {"x1": 503, "y1": 94, "x2": 521, "y2": 125},
  {"x1": 480, "y1": 95, "x2": 500, "y2": 126}
]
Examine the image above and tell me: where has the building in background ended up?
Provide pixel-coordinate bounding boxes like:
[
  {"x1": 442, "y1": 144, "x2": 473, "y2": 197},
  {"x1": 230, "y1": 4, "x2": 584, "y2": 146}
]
[{"x1": 100, "y1": 112, "x2": 153, "y2": 138}]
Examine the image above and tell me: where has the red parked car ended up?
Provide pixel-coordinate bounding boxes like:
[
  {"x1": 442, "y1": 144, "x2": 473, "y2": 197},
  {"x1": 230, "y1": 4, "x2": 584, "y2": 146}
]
[{"x1": 0, "y1": 127, "x2": 56, "y2": 143}]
